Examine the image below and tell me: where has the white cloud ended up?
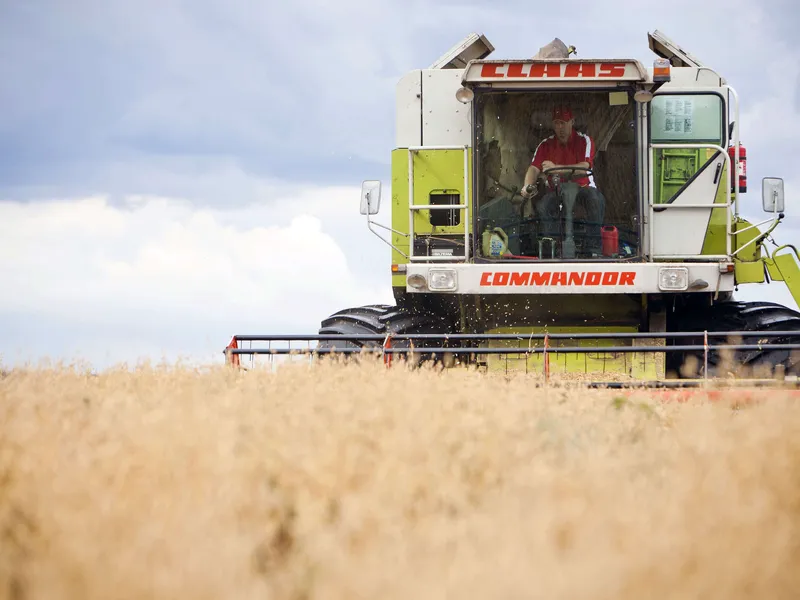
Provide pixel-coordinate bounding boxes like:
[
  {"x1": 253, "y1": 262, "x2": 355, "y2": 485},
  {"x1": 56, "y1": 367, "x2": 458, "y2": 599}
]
[{"x1": 0, "y1": 191, "x2": 395, "y2": 369}]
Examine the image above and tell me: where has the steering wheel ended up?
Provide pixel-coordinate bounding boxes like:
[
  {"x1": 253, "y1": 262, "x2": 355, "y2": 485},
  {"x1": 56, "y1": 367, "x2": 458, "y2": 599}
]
[
  {"x1": 541, "y1": 166, "x2": 594, "y2": 183},
  {"x1": 521, "y1": 166, "x2": 594, "y2": 198}
]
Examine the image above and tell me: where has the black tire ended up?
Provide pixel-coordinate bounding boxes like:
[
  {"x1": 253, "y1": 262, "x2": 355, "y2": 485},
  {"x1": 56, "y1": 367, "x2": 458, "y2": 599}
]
[
  {"x1": 667, "y1": 300, "x2": 800, "y2": 378},
  {"x1": 316, "y1": 304, "x2": 456, "y2": 366}
]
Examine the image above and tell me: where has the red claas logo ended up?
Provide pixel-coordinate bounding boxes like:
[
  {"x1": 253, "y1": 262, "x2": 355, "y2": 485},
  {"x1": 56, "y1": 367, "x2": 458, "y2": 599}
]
[
  {"x1": 479, "y1": 62, "x2": 628, "y2": 79},
  {"x1": 479, "y1": 271, "x2": 636, "y2": 287}
]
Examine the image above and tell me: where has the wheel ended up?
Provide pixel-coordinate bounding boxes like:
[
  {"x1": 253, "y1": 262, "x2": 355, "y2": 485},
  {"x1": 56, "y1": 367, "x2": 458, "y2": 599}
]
[
  {"x1": 316, "y1": 304, "x2": 456, "y2": 366},
  {"x1": 667, "y1": 300, "x2": 800, "y2": 378}
]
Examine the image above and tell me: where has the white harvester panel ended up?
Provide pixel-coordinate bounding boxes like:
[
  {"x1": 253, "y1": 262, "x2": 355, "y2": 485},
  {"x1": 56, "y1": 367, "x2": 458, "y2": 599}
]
[
  {"x1": 428, "y1": 32, "x2": 494, "y2": 70},
  {"x1": 421, "y1": 69, "x2": 472, "y2": 147},
  {"x1": 396, "y1": 69, "x2": 472, "y2": 148},
  {"x1": 405, "y1": 263, "x2": 735, "y2": 295},
  {"x1": 648, "y1": 30, "x2": 705, "y2": 68},
  {"x1": 396, "y1": 71, "x2": 422, "y2": 148}
]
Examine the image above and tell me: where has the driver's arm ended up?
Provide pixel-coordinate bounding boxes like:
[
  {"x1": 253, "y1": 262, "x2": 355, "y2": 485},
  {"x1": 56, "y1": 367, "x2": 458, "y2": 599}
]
[
  {"x1": 523, "y1": 164, "x2": 540, "y2": 190},
  {"x1": 520, "y1": 164, "x2": 541, "y2": 199},
  {"x1": 523, "y1": 140, "x2": 550, "y2": 197}
]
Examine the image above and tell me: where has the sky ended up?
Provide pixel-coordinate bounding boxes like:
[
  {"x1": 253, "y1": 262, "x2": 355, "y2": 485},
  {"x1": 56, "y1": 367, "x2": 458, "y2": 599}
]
[{"x1": 1, "y1": 0, "x2": 799, "y2": 369}]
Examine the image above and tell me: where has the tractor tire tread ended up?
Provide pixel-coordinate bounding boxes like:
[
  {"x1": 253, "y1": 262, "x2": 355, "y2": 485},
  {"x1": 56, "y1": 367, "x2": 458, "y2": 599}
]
[{"x1": 667, "y1": 300, "x2": 800, "y2": 377}]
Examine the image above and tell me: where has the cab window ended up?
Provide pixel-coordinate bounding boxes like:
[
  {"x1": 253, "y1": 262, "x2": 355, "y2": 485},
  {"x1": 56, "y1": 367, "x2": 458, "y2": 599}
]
[
  {"x1": 649, "y1": 93, "x2": 726, "y2": 205},
  {"x1": 650, "y1": 94, "x2": 724, "y2": 145}
]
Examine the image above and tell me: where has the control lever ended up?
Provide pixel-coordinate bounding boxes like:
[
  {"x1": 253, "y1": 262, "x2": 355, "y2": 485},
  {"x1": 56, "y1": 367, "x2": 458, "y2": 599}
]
[
  {"x1": 539, "y1": 237, "x2": 556, "y2": 259},
  {"x1": 552, "y1": 173, "x2": 563, "y2": 211}
]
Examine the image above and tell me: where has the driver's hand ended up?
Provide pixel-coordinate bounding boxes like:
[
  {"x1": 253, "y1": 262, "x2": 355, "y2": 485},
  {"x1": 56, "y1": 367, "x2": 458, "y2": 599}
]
[
  {"x1": 541, "y1": 161, "x2": 556, "y2": 171},
  {"x1": 520, "y1": 184, "x2": 534, "y2": 198}
]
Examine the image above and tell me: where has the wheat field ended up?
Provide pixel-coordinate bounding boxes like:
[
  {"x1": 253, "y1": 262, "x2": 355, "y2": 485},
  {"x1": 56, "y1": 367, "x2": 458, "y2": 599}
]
[{"x1": 1, "y1": 356, "x2": 799, "y2": 600}]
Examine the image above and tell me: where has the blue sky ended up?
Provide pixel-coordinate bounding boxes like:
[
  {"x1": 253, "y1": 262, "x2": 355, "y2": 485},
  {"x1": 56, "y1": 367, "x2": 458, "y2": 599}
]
[{"x1": 1, "y1": 0, "x2": 799, "y2": 368}]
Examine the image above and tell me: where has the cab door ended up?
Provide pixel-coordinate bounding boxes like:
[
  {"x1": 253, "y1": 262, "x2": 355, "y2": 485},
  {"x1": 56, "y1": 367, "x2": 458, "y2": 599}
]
[{"x1": 648, "y1": 91, "x2": 730, "y2": 258}]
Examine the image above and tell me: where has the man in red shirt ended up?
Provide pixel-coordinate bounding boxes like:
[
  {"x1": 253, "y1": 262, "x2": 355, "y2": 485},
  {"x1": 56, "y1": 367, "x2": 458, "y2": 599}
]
[{"x1": 521, "y1": 106, "x2": 606, "y2": 256}]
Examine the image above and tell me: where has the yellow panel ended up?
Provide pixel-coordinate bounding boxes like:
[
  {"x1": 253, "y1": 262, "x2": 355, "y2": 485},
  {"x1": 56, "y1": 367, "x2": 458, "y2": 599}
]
[{"x1": 481, "y1": 326, "x2": 662, "y2": 379}]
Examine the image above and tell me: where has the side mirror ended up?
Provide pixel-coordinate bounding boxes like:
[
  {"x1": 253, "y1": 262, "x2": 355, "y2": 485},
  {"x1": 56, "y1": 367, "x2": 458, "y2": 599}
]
[
  {"x1": 762, "y1": 177, "x2": 785, "y2": 213},
  {"x1": 360, "y1": 180, "x2": 381, "y2": 215}
]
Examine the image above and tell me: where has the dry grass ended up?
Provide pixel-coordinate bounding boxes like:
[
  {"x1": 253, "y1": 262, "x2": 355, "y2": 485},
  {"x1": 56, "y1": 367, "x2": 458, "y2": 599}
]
[{"x1": 1, "y1": 357, "x2": 800, "y2": 599}]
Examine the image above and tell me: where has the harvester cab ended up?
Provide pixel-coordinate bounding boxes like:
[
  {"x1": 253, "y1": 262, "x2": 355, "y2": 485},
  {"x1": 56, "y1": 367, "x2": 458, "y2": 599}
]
[
  {"x1": 364, "y1": 30, "x2": 746, "y2": 265},
  {"x1": 228, "y1": 30, "x2": 800, "y2": 381}
]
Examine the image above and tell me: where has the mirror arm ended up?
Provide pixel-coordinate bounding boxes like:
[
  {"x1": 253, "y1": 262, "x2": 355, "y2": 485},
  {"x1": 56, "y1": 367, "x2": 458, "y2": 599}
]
[
  {"x1": 368, "y1": 220, "x2": 408, "y2": 236},
  {"x1": 732, "y1": 212, "x2": 784, "y2": 258},
  {"x1": 366, "y1": 216, "x2": 410, "y2": 259}
]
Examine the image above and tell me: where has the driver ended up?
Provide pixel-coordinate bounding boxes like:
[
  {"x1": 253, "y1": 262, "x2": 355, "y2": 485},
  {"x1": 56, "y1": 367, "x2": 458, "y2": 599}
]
[{"x1": 520, "y1": 106, "x2": 606, "y2": 256}]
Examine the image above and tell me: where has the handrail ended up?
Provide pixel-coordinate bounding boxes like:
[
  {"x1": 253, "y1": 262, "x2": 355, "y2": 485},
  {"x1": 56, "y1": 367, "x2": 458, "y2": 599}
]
[
  {"x1": 228, "y1": 343, "x2": 800, "y2": 356},
  {"x1": 225, "y1": 330, "x2": 800, "y2": 384},
  {"x1": 408, "y1": 145, "x2": 470, "y2": 261}
]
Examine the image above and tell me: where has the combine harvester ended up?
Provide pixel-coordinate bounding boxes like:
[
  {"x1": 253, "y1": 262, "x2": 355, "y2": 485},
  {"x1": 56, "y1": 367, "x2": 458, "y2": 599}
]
[{"x1": 227, "y1": 30, "x2": 800, "y2": 385}]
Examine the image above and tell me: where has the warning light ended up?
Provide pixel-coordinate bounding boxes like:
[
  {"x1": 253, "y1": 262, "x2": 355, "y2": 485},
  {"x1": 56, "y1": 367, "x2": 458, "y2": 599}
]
[{"x1": 653, "y1": 58, "x2": 671, "y2": 82}]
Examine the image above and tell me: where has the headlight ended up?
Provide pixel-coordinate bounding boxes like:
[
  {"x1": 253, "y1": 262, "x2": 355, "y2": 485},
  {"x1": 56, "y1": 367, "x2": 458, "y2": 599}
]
[
  {"x1": 407, "y1": 274, "x2": 427, "y2": 289},
  {"x1": 428, "y1": 269, "x2": 457, "y2": 291},
  {"x1": 658, "y1": 267, "x2": 689, "y2": 291}
]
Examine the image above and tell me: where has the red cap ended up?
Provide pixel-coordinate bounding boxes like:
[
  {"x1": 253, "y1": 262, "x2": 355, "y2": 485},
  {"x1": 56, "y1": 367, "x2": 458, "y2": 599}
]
[{"x1": 553, "y1": 106, "x2": 573, "y2": 122}]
